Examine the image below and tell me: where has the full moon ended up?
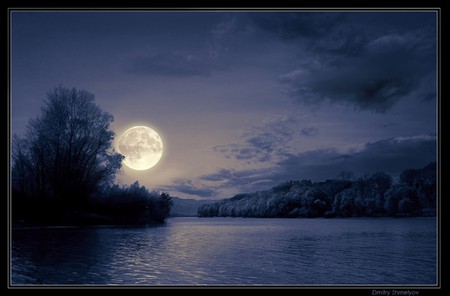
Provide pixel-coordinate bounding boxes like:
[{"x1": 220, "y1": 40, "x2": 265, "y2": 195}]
[{"x1": 117, "y1": 126, "x2": 164, "y2": 170}]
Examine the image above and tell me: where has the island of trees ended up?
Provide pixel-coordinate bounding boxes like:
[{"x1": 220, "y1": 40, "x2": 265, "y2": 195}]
[
  {"x1": 198, "y1": 162, "x2": 436, "y2": 218},
  {"x1": 11, "y1": 86, "x2": 172, "y2": 226}
]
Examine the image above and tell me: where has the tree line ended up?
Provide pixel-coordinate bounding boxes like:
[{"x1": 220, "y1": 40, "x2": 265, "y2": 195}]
[
  {"x1": 11, "y1": 86, "x2": 172, "y2": 225},
  {"x1": 198, "y1": 162, "x2": 436, "y2": 218}
]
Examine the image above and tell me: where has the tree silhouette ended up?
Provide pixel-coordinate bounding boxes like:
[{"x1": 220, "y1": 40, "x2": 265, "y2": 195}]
[
  {"x1": 12, "y1": 86, "x2": 124, "y2": 220},
  {"x1": 12, "y1": 86, "x2": 174, "y2": 225}
]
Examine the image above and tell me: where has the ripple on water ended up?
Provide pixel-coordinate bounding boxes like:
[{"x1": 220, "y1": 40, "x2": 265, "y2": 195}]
[{"x1": 11, "y1": 217, "x2": 437, "y2": 285}]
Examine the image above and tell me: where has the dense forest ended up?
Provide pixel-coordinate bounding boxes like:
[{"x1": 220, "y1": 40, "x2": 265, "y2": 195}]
[
  {"x1": 11, "y1": 86, "x2": 172, "y2": 225},
  {"x1": 198, "y1": 162, "x2": 436, "y2": 218}
]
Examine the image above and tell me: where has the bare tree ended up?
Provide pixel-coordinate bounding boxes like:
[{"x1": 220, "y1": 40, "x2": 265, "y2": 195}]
[{"x1": 12, "y1": 86, "x2": 123, "y2": 207}]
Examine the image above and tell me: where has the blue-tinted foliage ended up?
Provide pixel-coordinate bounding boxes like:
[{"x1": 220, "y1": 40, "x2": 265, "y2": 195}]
[{"x1": 198, "y1": 163, "x2": 436, "y2": 218}]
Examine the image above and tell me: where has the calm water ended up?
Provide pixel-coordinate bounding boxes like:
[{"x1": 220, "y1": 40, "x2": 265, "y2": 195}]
[{"x1": 11, "y1": 217, "x2": 437, "y2": 286}]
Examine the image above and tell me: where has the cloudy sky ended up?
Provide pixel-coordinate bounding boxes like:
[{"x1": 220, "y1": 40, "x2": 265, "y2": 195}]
[{"x1": 11, "y1": 10, "x2": 438, "y2": 199}]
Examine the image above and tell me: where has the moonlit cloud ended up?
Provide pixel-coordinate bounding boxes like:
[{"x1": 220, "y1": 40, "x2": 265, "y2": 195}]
[
  {"x1": 196, "y1": 135, "x2": 437, "y2": 197},
  {"x1": 275, "y1": 135, "x2": 437, "y2": 181},
  {"x1": 213, "y1": 116, "x2": 297, "y2": 163},
  {"x1": 199, "y1": 167, "x2": 278, "y2": 196},
  {"x1": 163, "y1": 179, "x2": 217, "y2": 198}
]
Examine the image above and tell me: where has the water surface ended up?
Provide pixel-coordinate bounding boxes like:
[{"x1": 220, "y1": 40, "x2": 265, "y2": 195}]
[{"x1": 11, "y1": 217, "x2": 437, "y2": 286}]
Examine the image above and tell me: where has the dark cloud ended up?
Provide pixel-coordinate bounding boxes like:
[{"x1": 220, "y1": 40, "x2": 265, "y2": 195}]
[
  {"x1": 199, "y1": 168, "x2": 277, "y2": 194},
  {"x1": 202, "y1": 135, "x2": 436, "y2": 196},
  {"x1": 201, "y1": 168, "x2": 234, "y2": 182},
  {"x1": 164, "y1": 179, "x2": 217, "y2": 198},
  {"x1": 251, "y1": 12, "x2": 344, "y2": 40},
  {"x1": 208, "y1": 13, "x2": 256, "y2": 59},
  {"x1": 255, "y1": 12, "x2": 437, "y2": 112},
  {"x1": 276, "y1": 135, "x2": 437, "y2": 181},
  {"x1": 126, "y1": 52, "x2": 213, "y2": 77},
  {"x1": 213, "y1": 144, "x2": 265, "y2": 162},
  {"x1": 300, "y1": 127, "x2": 318, "y2": 137},
  {"x1": 382, "y1": 123, "x2": 396, "y2": 128},
  {"x1": 213, "y1": 116, "x2": 296, "y2": 163},
  {"x1": 280, "y1": 30, "x2": 436, "y2": 112},
  {"x1": 423, "y1": 92, "x2": 436, "y2": 101},
  {"x1": 252, "y1": 12, "x2": 435, "y2": 53},
  {"x1": 166, "y1": 168, "x2": 278, "y2": 198}
]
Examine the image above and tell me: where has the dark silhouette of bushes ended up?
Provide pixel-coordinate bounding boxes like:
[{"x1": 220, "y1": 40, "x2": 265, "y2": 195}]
[
  {"x1": 198, "y1": 162, "x2": 436, "y2": 218},
  {"x1": 89, "y1": 182, "x2": 173, "y2": 225}
]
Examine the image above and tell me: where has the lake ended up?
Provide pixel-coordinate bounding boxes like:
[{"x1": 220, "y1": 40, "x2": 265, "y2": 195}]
[{"x1": 11, "y1": 217, "x2": 437, "y2": 286}]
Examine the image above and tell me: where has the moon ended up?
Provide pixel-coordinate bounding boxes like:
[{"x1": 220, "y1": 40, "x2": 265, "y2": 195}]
[{"x1": 117, "y1": 126, "x2": 164, "y2": 170}]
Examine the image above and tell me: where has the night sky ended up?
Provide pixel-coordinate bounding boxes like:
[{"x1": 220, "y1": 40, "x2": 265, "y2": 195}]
[{"x1": 11, "y1": 10, "x2": 438, "y2": 199}]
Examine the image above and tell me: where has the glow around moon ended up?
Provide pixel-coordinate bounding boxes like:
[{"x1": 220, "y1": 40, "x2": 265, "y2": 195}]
[{"x1": 117, "y1": 126, "x2": 164, "y2": 170}]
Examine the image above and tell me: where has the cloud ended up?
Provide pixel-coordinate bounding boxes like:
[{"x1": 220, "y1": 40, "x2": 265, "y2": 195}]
[
  {"x1": 208, "y1": 13, "x2": 256, "y2": 59},
  {"x1": 280, "y1": 30, "x2": 436, "y2": 112},
  {"x1": 165, "y1": 135, "x2": 436, "y2": 199},
  {"x1": 165, "y1": 168, "x2": 277, "y2": 198},
  {"x1": 124, "y1": 14, "x2": 256, "y2": 77},
  {"x1": 252, "y1": 12, "x2": 437, "y2": 112},
  {"x1": 251, "y1": 12, "x2": 344, "y2": 40},
  {"x1": 300, "y1": 127, "x2": 318, "y2": 137},
  {"x1": 213, "y1": 115, "x2": 297, "y2": 163},
  {"x1": 201, "y1": 168, "x2": 234, "y2": 182},
  {"x1": 125, "y1": 51, "x2": 213, "y2": 77},
  {"x1": 276, "y1": 134, "x2": 437, "y2": 181},
  {"x1": 199, "y1": 167, "x2": 277, "y2": 194},
  {"x1": 164, "y1": 179, "x2": 217, "y2": 198},
  {"x1": 199, "y1": 135, "x2": 436, "y2": 197}
]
